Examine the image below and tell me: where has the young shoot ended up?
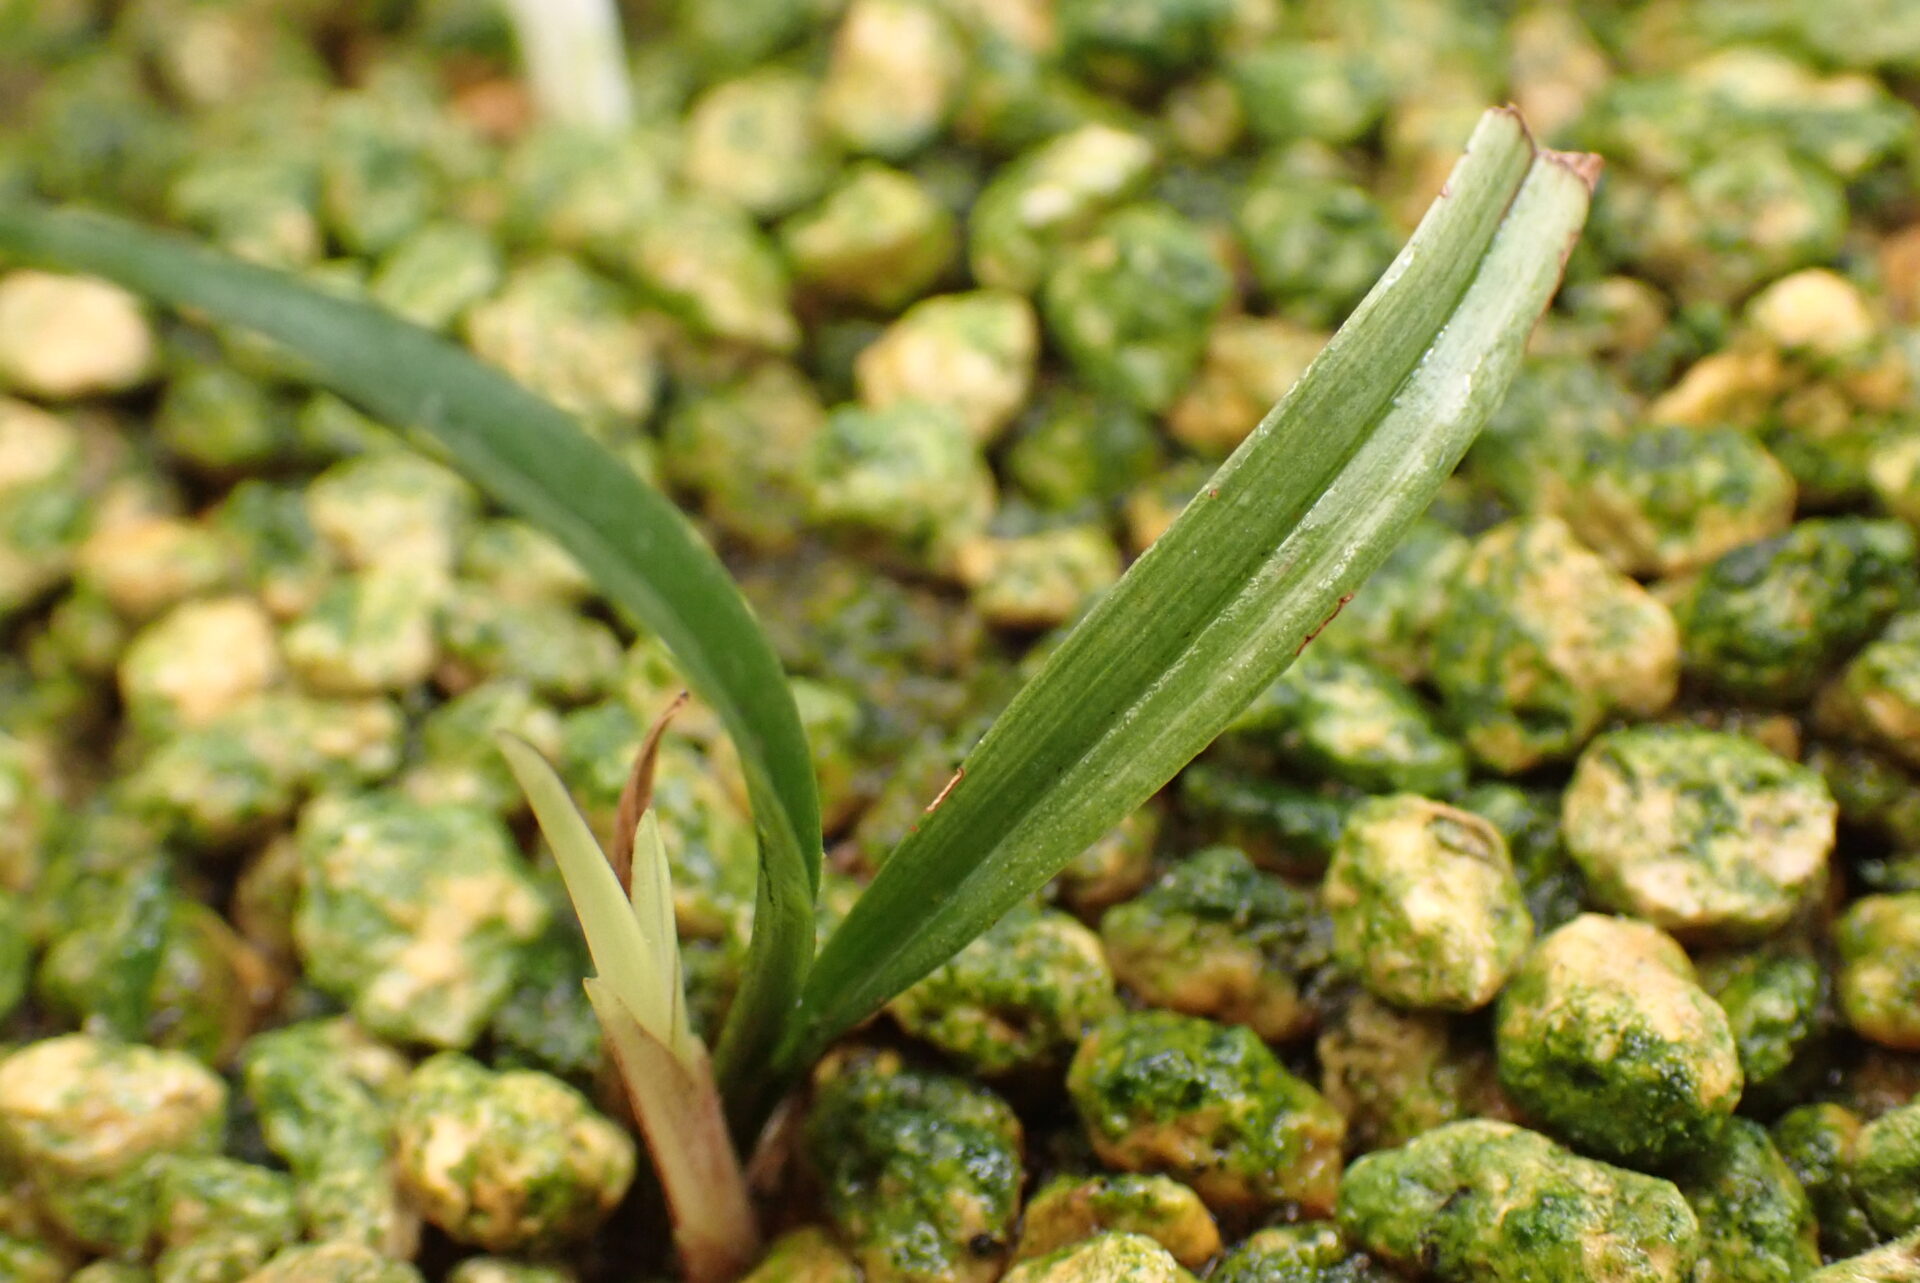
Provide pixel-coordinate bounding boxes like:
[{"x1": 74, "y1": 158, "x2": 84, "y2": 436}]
[
  {"x1": 499, "y1": 0, "x2": 634, "y2": 133},
  {"x1": 496, "y1": 733, "x2": 758, "y2": 1283},
  {"x1": 0, "y1": 104, "x2": 1599, "y2": 1281}
]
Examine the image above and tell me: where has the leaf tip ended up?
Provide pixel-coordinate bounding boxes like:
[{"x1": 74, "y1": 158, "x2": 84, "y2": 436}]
[
  {"x1": 1543, "y1": 149, "x2": 1605, "y2": 195},
  {"x1": 494, "y1": 729, "x2": 543, "y2": 773},
  {"x1": 1475, "y1": 103, "x2": 1534, "y2": 154}
]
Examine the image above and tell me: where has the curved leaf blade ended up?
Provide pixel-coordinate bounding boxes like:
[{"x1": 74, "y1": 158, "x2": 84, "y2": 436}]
[
  {"x1": 787, "y1": 109, "x2": 1598, "y2": 1064},
  {"x1": 0, "y1": 201, "x2": 821, "y2": 1111}
]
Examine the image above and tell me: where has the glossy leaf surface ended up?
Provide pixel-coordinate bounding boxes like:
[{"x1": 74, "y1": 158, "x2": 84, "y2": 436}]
[{"x1": 786, "y1": 109, "x2": 1599, "y2": 1066}]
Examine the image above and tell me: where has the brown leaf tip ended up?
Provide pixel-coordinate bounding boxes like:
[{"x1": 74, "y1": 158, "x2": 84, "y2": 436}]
[{"x1": 1543, "y1": 149, "x2": 1605, "y2": 194}]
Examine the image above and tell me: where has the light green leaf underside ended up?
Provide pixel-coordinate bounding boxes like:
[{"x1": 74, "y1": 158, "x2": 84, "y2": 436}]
[{"x1": 788, "y1": 108, "x2": 1597, "y2": 1063}]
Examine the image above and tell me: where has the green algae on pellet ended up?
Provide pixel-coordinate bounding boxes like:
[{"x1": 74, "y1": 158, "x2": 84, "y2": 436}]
[
  {"x1": 680, "y1": 69, "x2": 835, "y2": 221},
  {"x1": 151, "y1": 1154, "x2": 301, "y2": 1283},
  {"x1": 1538, "y1": 423, "x2": 1797, "y2": 578},
  {"x1": 1773, "y1": 1103, "x2": 1880, "y2": 1261},
  {"x1": 781, "y1": 163, "x2": 958, "y2": 312},
  {"x1": 0, "y1": 395, "x2": 90, "y2": 625},
  {"x1": 1561, "y1": 725, "x2": 1836, "y2": 941},
  {"x1": 1809, "y1": 1231, "x2": 1920, "y2": 1282},
  {"x1": 129, "y1": 692, "x2": 405, "y2": 848},
  {"x1": 1820, "y1": 611, "x2": 1920, "y2": 771},
  {"x1": 967, "y1": 124, "x2": 1158, "y2": 294},
  {"x1": 855, "y1": 290, "x2": 1040, "y2": 445},
  {"x1": 301, "y1": 452, "x2": 476, "y2": 579},
  {"x1": 955, "y1": 525, "x2": 1124, "y2": 631},
  {"x1": 75, "y1": 513, "x2": 232, "y2": 623},
  {"x1": 806, "y1": 400, "x2": 995, "y2": 573},
  {"x1": 1696, "y1": 946, "x2": 1829, "y2": 1115},
  {"x1": 662, "y1": 362, "x2": 825, "y2": 553},
  {"x1": 1851, "y1": 1099, "x2": 1920, "y2": 1241},
  {"x1": 614, "y1": 193, "x2": 800, "y2": 353},
  {"x1": 1676, "y1": 518, "x2": 1917, "y2": 704},
  {"x1": 1228, "y1": 652, "x2": 1469, "y2": 798},
  {"x1": 804, "y1": 1056, "x2": 1024, "y2": 1283},
  {"x1": 71, "y1": 1264, "x2": 149, "y2": 1283},
  {"x1": 735, "y1": 1227, "x2": 863, "y2": 1283},
  {"x1": 243, "y1": 1242, "x2": 425, "y2": 1283},
  {"x1": 1066, "y1": 1010, "x2": 1344, "y2": 1216},
  {"x1": 1317, "y1": 993, "x2": 1510, "y2": 1155},
  {"x1": 1232, "y1": 158, "x2": 1397, "y2": 330},
  {"x1": 292, "y1": 791, "x2": 548, "y2": 1049},
  {"x1": 1836, "y1": 893, "x2": 1920, "y2": 1050},
  {"x1": 280, "y1": 569, "x2": 440, "y2": 698},
  {"x1": 737, "y1": 1226, "x2": 862, "y2": 1283},
  {"x1": 1323, "y1": 795, "x2": 1531, "y2": 1012},
  {"x1": 401, "y1": 679, "x2": 563, "y2": 817},
  {"x1": 1457, "y1": 781, "x2": 1585, "y2": 932},
  {"x1": 1495, "y1": 914, "x2": 1743, "y2": 1169},
  {"x1": 1336, "y1": 1120, "x2": 1700, "y2": 1283},
  {"x1": 0, "y1": 890, "x2": 28, "y2": 1023},
  {"x1": 818, "y1": 0, "x2": 966, "y2": 161},
  {"x1": 118, "y1": 595, "x2": 283, "y2": 736},
  {"x1": 1174, "y1": 763, "x2": 1352, "y2": 877},
  {"x1": 461, "y1": 256, "x2": 655, "y2": 444},
  {"x1": 1430, "y1": 516, "x2": 1681, "y2": 773},
  {"x1": 35, "y1": 867, "x2": 271, "y2": 1067},
  {"x1": 1098, "y1": 845, "x2": 1329, "y2": 1043},
  {"x1": 887, "y1": 903, "x2": 1118, "y2": 1076},
  {"x1": 1674, "y1": 1118, "x2": 1822, "y2": 1283},
  {"x1": 239, "y1": 1018, "x2": 414, "y2": 1253},
  {"x1": 1040, "y1": 203, "x2": 1231, "y2": 415},
  {"x1": 392, "y1": 1053, "x2": 634, "y2": 1254},
  {"x1": 0, "y1": 1034, "x2": 226, "y2": 1256},
  {"x1": 1310, "y1": 520, "x2": 1468, "y2": 685},
  {"x1": 1003, "y1": 387, "x2": 1163, "y2": 518},
  {"x1": 1210, "y1": 1222, "x2": 1396, "y2": 1283},
  {"x1": 1806, "y1": 742, "x2": 1920, "y2": 876},
  {"x1": 1012, "y1": 1174, "x2": 1220, "y2": 1269},
  {"x1": 0, "y1": 1237, "x2": 69, "y2": 1283},
  {"x1": 1001, "y1": 1231, "x2": 1197, "y2": 1283},
  {"x1": 436, "y1": 578, "x2": 623, "y2": 704}
]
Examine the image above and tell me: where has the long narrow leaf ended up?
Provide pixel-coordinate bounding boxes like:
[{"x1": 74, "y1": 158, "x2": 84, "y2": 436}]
[
  {"x1": 0, "y1": 201, "x2": 822, "y2": 1116},
  {"x1": 785, "y1": 109, "x2": 1599, "y2": 1067}
]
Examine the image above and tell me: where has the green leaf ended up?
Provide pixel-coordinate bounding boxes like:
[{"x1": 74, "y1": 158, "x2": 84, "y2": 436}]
[
  {"x1": 630, "y1": 809, "x2": 693, "y2": 1056},
  {"x1": 498, "y1": 734, "x2": 693, "y2": 1062},
  {"x1": 785, "y1": 108, "x2": 1599, "y2": 1067},
  {"x1": 0, "y1": 200, "x2": 821, "y2": 1114}
]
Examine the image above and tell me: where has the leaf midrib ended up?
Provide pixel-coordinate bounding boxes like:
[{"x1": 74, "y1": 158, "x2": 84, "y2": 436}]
[{"x1": 792, "y1": 116, "x2": 1542, "y2": 1045}]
